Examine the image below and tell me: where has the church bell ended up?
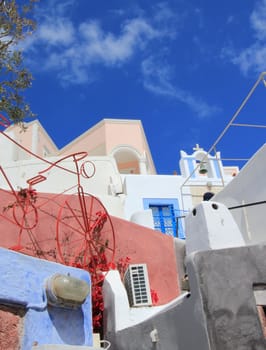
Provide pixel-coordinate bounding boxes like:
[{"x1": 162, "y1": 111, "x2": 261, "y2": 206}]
[{"x1": 199, "y1": 162, "x2": 208, "y2": 174}]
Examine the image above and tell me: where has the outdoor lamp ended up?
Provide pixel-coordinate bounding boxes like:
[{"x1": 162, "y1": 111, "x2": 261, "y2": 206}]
[{"x1": 46, "y1": 274, "x2": 90, "y2": 308}]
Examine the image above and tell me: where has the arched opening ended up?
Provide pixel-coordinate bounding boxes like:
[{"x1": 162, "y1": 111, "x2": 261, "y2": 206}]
[
  {"x1": 195, "y1": 151, "x2": 214, "y2": 177},
  {"x1": 112, "y1": 147, "x2": 141, "y2": 174}
]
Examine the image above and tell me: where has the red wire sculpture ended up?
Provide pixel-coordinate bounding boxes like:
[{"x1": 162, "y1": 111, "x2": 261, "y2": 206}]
[{"x1": 0, "y1": 114, "x2": 116, "y2": 273}]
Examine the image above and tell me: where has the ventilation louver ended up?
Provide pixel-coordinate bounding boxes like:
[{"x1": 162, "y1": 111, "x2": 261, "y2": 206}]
[{"x1": 124, "y1": 264, "x2": 152, "y2": 307}]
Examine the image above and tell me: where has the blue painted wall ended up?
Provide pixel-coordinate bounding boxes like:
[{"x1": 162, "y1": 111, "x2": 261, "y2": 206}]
[
  {"x1": 213, "y1": 158, "x2": 221, "y2": 178},
  {"x1": 186, "y1": 158, "x2": 196, "y2": 179},
  {"x1": 0, "y1": 248, "x2": 92, "y2": 349}
]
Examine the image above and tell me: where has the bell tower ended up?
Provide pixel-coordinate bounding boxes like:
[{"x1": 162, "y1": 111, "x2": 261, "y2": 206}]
[{"x1": 179, "y1": 144, "x2": 223, "y2": 180}]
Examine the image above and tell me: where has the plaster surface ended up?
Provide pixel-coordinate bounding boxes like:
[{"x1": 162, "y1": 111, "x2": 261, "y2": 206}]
[
  {"x1": 214, "y1": 143, "x2": 266, "y2": 245},
  {"x1": 192, "y1": 245, "x2": 266, "y2": 349},
  {"x1": 185, "y1": 201, "x2": 245, "y2": 255},
  {"x1": 0, "y1": 305, "x2": 25, "y2": 349},
  {"x1": 105, "y1": 244, "x2": 266, "y2": 350},
  {"x1": 0, "y1": 248, "x2": 92, "y2": 349},
  {"x1": 0, "y1": 192, "x2": 180, "y2": 305}
]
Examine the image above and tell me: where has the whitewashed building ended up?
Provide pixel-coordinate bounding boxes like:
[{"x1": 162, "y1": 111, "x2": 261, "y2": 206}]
[{"x1": 0, "y1": 118, "x2": 238, "y2": 239}]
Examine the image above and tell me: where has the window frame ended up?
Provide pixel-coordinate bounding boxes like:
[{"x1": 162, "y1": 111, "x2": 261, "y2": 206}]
[{"x1": 143, "y1": 198, "x2": 185, "y2": 239}]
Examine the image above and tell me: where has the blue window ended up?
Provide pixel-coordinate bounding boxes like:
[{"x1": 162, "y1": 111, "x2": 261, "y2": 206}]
[
  {"x1": 149, "y1": 204, "x2": 177, "y2": 237},
  {"x1": 143, "y1": 198, "x2": 186, "y2": 239}
]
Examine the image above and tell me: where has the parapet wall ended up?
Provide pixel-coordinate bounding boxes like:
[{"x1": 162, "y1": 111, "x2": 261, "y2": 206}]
[{"x1": 105, "y1": 244, "x2": 266, "y2": 349}]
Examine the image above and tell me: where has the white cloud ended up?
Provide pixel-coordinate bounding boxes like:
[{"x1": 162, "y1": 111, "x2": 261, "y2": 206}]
[
  {"x1": 38, "y1": 19, "x2": 74, "y2": 46},
  {"x1": 78, "y1": 18, "x2": 158, "y2": 65},
  {"x1": 250, "y1": 0, "x2": 266, "y2": 40},
  {"x1": 225, "y1": 0, "x2": 266, "y2": 75},
  {"x1": 141, "y1": 57, "x2": 221, "y2": 119},
  {"x1": 21, "y1": 1, "x2": 221, "y2": 113},
  {"x1": 231, "y1": 45, "x2": 266, "y2": 75},
  {"x1": 23, "y1": 1, "x2": 166, "y2": 85},
  {"x1": 21, "y1": 2, "x2": 75, "y2": 55}
]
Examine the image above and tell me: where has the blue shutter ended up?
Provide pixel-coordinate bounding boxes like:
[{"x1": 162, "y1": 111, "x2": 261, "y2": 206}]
[{"x1": 149, "y1": 204, "x2": 177, "y2": 237}]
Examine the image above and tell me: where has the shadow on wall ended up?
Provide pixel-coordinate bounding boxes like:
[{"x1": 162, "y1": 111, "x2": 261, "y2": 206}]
[{"x1": 47, "y1": 307, "x2": 86, "y2": 345}]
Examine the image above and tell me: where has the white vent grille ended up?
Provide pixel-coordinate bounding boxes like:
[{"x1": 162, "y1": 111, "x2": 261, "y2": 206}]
[{"x1": 124, "y1": 264, "x2": 152, "y2": 307}]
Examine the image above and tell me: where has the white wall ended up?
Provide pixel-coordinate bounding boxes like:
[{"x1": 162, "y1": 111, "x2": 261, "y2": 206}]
[
  {"x1": 0, "y1": 156, "x2": 125, "y2": 218},
  {"x1": 123, "y1": 175, "x2": 192, "y2": 228},
  {"x1": 1, "y1": 156, "x2": 196, "y2": 229},
  {"x1": 185, "y1": 201, "x2": 245, "y2": 256},
  {"x1": 214, "y1": 144, "x2": 266, "y2": 245}
]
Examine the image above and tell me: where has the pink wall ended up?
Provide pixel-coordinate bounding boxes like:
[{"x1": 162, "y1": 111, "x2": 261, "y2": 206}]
[
  {"x1": 59, "y1": 121, "x2": 106, "y2": 156},
  {"x1": 9, "y1": 124, "x2": 32, "y2": 153},
  {"x1": 0, "y1": 305, "x2": 24, "y2": 349},
  {"x1": 105, "y1": 122, "x2": 144, "y2": 154},
  {"x1": 59, "y1": 119, "x2": 151, "y2": 161},
  {"x1": 7, "y1": 121, "x2": 58, "y2": 157},
  {"x1": 111, "y1": 217, "x2": 180, "y2": 304},
  {"x1": 0, "y1": 190, "x2": 180, "y2": 305},
  {"x1": 5, "y1": 119, "x2": 156, "y2": 174}
]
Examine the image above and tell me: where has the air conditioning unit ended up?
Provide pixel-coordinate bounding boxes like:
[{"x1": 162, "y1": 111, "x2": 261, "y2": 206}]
[{"x1": 124, "y1": 264, "x2": 152, "y2": 307}]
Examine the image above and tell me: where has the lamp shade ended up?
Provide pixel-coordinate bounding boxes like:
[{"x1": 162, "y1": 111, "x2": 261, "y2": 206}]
[{"x1": 46, "y1": 274, "x2": 90, "y2": 308}]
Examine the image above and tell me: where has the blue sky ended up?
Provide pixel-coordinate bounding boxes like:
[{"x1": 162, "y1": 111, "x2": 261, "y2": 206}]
[{"x1": 22, "y1": 0, "x2": 266, "y2": 174}]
